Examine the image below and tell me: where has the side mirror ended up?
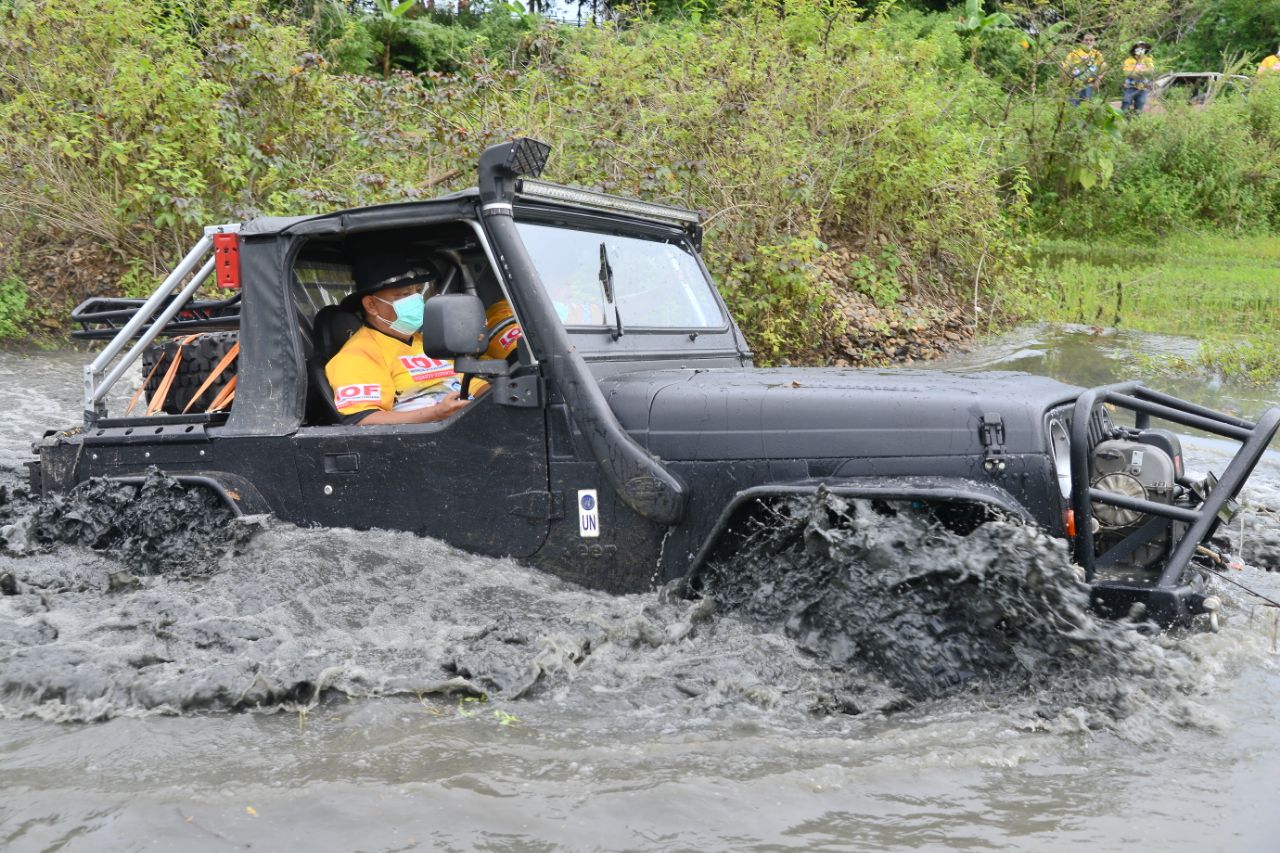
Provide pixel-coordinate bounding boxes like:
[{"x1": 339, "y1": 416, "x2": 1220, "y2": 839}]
[{"x1": 422, "y1": 294, "x2": 485, "y2": 358}]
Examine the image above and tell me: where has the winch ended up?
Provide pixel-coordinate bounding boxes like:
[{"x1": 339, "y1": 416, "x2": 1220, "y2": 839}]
[
  {"x1": 1090, "y1": 434, "x2": 1179, "y2": 529},
  {"x1": 1089, "y1": 430, "x2": 1185, "y2": 568}
]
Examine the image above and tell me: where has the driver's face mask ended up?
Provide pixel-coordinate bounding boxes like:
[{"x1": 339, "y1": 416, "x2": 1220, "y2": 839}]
[
  {"x1": 375, "y1": 292, "x2": 425, "y2": 336},
  {"x1": 1135, "y1": 48, "x2": 1146, "y2": 56}
]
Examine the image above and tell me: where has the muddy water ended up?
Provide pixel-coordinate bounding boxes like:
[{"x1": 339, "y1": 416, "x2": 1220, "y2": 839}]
[{"x1": 2, "y1": 330, "x2": 1279, "y2": 852}]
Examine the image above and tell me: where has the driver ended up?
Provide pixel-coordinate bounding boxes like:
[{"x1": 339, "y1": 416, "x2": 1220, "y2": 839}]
[{"x1": 325, "y1": 255, "x2": 469, "y2": 425}]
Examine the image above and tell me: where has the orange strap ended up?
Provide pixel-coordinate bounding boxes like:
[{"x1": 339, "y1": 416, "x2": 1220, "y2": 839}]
[
  {"x1": 182, "y1": 341, "x2": 240, "y2": 413},
  {"x1": 126, "y1": 356, "x2": 167, "y2": 416},
  {"x1": 205, "y1": 374, "x2": 237, "y2": 412},
  {"x1": 145, "y1": 335, "x2": 198, "y2": 416}
]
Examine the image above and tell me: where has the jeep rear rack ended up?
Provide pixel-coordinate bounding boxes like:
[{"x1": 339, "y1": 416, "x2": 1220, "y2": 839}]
[
  {"x1": 82, "y1": 224, "x2": 239, "y2": 426},
  {"x1": 71, "y1": 293, "x2": 240, "y2": 341},
  {"x1": 1070, "y1": 381, "x2": 1280, "y2": 624}
]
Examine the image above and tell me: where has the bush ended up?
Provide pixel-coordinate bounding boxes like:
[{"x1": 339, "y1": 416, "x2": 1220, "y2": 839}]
[
  {"x1": 1040, "y1": 85, "x2": 1280, "y2": 236},
  {"x1": 486, "y1": 3, "x2": 1025, "y2": 355},
  {"x1": 1198, "y1": 338, "x2": 1280, "y2": 384},
  {"x1": 331, "y1": 3, "x2": 540, "y2": 76},
  {"x1": 0, "y1": 0, "x2": 1029, "y2": 362},
  {"x1": 0, "y1": 0, "x2": 492, "y2": 264},
  {"x1": 0, "y1": 276, "x2": 28, "y2": 341},
  {"x1": 706, "y1": 232, "x2": 835, "y2": 363},
  {"x1": 1176, "y1": 0, "x2": 1280, "y2": 70}
]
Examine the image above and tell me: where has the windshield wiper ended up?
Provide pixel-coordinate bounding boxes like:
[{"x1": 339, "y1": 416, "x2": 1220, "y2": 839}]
[{"x1": 598, "y1": 242, "x2": 624, "y2": 341}]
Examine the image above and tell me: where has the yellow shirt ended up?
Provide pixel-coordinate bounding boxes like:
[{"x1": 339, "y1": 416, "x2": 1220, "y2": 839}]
[
  {"x1": 1123, "y1": 56, "x2": 1155, "y2": 89},
  {"x1": 325, "y1": 325, "x2": 459, "y2": 419},
  {"x1": 1260, "y1": 55, "x2": 1280, "y2": 74},
  {"x1": 484, "y1": 300, "x2": 523, "y2": 360},
  {"x1": 1063, "y1": 48, "x2": 1106, "y2": 85}
]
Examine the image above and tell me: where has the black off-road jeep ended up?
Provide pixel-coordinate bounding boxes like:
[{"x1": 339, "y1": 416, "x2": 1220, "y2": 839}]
[{"x1": 33, "y1": 139, "x2": 1280, "y2": 627}]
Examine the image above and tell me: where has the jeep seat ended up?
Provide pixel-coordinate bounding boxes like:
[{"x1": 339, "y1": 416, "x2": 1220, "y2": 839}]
[{"x1": 305, "y1": 305, "x2": 363, "y2": 425}]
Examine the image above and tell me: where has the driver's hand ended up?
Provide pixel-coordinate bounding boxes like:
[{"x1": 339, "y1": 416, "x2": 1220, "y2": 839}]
[{"x1": 436, "y1": 391, "x2": 468, "y2": 416}]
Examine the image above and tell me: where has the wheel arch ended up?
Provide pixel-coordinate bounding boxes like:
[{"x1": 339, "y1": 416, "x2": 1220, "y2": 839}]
[
  {"x1": 686, "y1": 477, "x2": 1034, "y2": 577},
  {"x1": 101, "y1": 471, "x2": 271, "y2": 517}
]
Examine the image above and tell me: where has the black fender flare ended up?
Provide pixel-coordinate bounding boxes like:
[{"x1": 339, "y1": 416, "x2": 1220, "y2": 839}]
[
  {"x1": 686, "y1": 476, "x2": 1033, "y2": 577},
  {"x1": 102, "y1": 471, "x2": 271, "y2": 517}
]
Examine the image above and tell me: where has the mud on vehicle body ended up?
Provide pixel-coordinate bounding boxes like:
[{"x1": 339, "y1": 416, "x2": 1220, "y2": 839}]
[{"x1": 33, "y1": 139, "x2": 1280, "y2": 628}]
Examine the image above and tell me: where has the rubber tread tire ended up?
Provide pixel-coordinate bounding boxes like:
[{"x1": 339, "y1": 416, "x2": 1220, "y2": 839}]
[{"x1": 141, "y1": 331, "x2": 239, "y2": 415}]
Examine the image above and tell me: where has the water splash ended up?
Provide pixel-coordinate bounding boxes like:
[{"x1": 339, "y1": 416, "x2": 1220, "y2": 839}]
[
  {"x1": 0, "y1": 476, "x2": 1253, "y2": 738},
  {"x1": 694, "y1": 494, "x2": 1223, "y2": 732},
  {"x1": 2, "y1": 468, "x2": 251, "y2": 577}
]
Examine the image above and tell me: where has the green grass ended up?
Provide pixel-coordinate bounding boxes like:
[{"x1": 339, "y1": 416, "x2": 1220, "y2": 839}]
[
  {"x1": 0, "y1": 275, "x2": 28, "y2": 341},
  {"x1": 1196, "y1": 338, "x2": 1280, "y2": 384},
  {"x1": 1032, "y1": 234, "x2": 1280, "y2": 381}
]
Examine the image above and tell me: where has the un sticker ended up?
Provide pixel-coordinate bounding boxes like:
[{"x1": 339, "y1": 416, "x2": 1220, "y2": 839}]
[{"x1": 578, "y1": 489, "x2": 600, "y2": 538}]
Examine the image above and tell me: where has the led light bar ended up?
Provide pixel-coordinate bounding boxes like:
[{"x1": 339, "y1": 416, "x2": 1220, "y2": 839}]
[{"x1": 518, "y1": 178, "x2": 702, "y2": 225}]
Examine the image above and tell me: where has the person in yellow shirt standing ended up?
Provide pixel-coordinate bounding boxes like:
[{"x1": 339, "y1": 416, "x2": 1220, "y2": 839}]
[
  {"x1": 1063, "y1": 33, "x2": 1107, "y2": 105},
  {"x1": 1122, "y1": 40, "x2": 1156, "y2": 115},
  {"x1": 1259, "y1": 46, "x2": 1280, "y2": 75}
]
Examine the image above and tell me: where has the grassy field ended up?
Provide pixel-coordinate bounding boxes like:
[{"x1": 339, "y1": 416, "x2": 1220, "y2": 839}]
[
  {"x1": 1035, "y1": 235, "x2": 1280, "y2": 336},
  {"x1": 1033, "y1": 235, "x2": 1280, "y2": 382}
]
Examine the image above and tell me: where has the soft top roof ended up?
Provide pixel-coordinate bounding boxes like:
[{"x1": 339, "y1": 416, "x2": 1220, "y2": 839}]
[{"x1": 238, "y1": 189, "x2": 482, "y2": 238}]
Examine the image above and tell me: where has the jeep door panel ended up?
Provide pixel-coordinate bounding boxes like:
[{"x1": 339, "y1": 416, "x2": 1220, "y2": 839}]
[{"x1": 292, "y1": 393, "x2": 550, "y2": 557}]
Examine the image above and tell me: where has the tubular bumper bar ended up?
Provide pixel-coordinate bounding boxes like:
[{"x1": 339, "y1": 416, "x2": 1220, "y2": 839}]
[{"x1": 1070, "y1": 382, "x2": 1280, "y2": 607}]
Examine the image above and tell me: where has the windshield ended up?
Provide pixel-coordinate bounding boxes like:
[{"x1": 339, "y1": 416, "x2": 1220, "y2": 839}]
[{"x1": 516, "y1": 222, "x2": 724, "y2": 330}]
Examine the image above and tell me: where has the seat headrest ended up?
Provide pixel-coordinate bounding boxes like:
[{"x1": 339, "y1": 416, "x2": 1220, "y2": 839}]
[{"x1": 313, "y1": 305, "x2": 363, "y2": 360}]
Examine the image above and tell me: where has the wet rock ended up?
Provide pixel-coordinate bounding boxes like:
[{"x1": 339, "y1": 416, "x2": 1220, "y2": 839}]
[{"x1": 107, "y1": 571, "x2": 142, "y2": 592}]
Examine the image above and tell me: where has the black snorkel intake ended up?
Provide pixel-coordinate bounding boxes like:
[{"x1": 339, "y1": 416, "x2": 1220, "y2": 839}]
[{"x1": 477, "y1": 138, "x2": 688, "y2": 526}]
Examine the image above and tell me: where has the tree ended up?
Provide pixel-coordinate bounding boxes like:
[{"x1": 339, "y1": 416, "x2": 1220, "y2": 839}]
[
  {"x1": 1176, "y1": 0, "x2": 1280, "y2": 68},
  {"x1": 370, "y1": 0, "x2": 417, "y2": 77},
  {"x1": 953, "y1": 0, "x2": 1015, "y2": 64}
]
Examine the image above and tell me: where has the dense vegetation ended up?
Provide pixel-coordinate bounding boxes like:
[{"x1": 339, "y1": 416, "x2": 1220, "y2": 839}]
[{"x1": 2, "y1": 0, "x2": 1279, "y2": 368}]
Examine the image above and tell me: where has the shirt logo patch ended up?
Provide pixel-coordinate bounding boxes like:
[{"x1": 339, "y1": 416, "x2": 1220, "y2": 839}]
[
  {"x1": 335, "y1": 384, "x2": 382, "y2": 410},
  {"x1": 399, "y1": 354, "x2": 455, "y2": 383},
  {"x1": 498, "y1": 326, "x2": 522, "y2": 349}
]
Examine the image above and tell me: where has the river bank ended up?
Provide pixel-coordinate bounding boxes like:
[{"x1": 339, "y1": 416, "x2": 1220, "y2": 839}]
[
  {"x1": 1032, "y1": 234, "x2": 1280, "y2": 382},
  {"x1": 6, "y1": 2, "x2": 1280, "y2": 369}
]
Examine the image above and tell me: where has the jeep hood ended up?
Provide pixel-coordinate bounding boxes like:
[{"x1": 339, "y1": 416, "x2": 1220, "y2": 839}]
[{"x1": 597, "y1": 368, "x2": 1081, "y2": 461}]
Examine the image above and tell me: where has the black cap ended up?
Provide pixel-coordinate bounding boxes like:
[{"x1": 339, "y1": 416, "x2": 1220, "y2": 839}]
[{"x1": 339, "y1": 253, "x2": 438, "y2": 312}]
